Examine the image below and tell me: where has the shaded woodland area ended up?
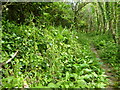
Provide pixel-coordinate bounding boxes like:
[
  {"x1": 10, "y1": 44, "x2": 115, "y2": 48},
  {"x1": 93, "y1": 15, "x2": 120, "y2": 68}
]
[{"x1": 1, "y1": 1, "x2": 120, "y2": 88}]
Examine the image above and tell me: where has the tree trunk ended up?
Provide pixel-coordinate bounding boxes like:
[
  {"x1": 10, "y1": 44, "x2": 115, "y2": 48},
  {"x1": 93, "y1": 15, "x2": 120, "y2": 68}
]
[
  {"x1": 95, "y1": 9, "x2": 100, "y2": 32},
  {"x1": 72, "y1": 2, "x2": 89, "y2": 31},
  {"x1": 98, "y1": 2, "x2": 106, "y2": 33}
]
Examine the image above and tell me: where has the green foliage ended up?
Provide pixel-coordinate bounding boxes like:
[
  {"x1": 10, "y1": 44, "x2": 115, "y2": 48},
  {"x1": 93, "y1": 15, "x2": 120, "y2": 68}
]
[
  {"x1": 90, "y1": 33, "x2": 120, "y2": 86},
  {"x1": 2, "y1": 2, "x2": 120, "y2": 88},
  {"x1": 2, "y1": 21, "x2": 108, "y2": 88},
  {"x1": 2, "y1": 76, "x2": 24, "y2": 88},
  {"x1": 2, "y1": 2, "x2": 73, "y2": 28}
]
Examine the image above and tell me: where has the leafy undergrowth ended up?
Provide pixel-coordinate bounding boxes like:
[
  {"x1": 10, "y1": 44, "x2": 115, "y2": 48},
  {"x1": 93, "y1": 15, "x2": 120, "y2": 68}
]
[
  {"x1": 2, "y1": 21, "x2": 108, "y2": 88},
  {"x1": 86, "y1": 32, "x2": 120, "y2": 88}
]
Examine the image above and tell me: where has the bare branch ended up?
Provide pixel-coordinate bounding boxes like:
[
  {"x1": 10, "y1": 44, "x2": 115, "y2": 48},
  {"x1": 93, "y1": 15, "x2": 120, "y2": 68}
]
[
  {"x1": 0, "y1": 50, "x2": 19, "y2": 68},
  {"x1": 6, "y1": 50, "x2": 19, "y2": 64}
]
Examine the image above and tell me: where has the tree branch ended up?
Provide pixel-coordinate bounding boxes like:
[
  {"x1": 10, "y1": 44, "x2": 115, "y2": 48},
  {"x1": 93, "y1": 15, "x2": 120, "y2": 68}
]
[
  {"x1": 6, "y1": 50, "x2": 18, "y2": 64},
  {"x1": 0, "y1": 50, "x2": 19, "y2": 67}
]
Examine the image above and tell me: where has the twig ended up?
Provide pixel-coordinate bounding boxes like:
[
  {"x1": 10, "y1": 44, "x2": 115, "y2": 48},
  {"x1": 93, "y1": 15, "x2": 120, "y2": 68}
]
[
  {"x1": 0, "y1": 50, "x2": 19, "y2": 67},
  {"x1": 5, "y1": 50, "x2": 18, "y2": 64}
]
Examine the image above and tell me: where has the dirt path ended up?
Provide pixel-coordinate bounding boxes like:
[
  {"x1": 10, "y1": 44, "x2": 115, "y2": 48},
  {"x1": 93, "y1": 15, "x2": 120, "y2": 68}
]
[{"x1": 91, "y1": 45, "x2": 118, "y2": 88}]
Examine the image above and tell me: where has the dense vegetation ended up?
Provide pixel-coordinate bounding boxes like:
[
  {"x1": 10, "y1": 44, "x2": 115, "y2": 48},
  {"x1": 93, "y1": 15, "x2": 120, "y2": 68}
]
[{"x1": 1, "y1": 1, "x2": 120, "y2": 88}]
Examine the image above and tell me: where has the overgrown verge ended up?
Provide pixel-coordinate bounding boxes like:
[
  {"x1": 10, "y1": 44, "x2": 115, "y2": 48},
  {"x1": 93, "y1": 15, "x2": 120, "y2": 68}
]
[
  {"x1": 1, "y1": 21, "x2": 108, "y2": 88},
  {"x1": 87, "y1": 32, "x2": 120, "y2": 88}
]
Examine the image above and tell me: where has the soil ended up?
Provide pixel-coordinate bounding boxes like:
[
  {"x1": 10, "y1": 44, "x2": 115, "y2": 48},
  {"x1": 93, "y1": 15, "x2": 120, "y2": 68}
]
[{"x1": 91, "y1": 45, "x2": 118, "y2": 88}]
